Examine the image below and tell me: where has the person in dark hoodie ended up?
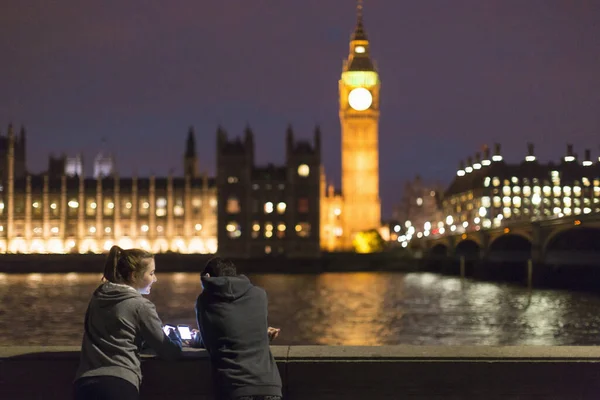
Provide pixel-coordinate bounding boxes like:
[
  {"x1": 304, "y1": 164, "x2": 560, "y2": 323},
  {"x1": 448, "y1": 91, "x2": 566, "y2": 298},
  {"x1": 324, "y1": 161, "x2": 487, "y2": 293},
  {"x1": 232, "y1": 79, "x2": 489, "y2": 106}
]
[
  {"x1": 195, "y1": 257, "x2": 282, "y2": 400},
  {"x1": 73, "y1": 245, "x2": 183, "y2": 400}
]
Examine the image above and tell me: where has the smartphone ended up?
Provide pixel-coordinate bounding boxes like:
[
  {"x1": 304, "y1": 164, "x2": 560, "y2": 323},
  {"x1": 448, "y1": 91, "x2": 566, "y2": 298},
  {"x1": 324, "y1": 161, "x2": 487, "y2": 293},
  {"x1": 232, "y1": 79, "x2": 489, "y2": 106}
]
[
  {"x1": 162, "y1": 324, "x2": 175, "y2": 335},
  {"x1": 177, "y1": 325, "x2": 192, "y2": 340}
]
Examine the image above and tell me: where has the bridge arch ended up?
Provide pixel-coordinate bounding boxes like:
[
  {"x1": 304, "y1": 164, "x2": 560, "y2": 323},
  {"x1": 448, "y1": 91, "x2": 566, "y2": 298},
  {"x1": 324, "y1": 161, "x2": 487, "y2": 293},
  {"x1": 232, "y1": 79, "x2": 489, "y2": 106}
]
[
  {"x1": 488, "y1": 233, "x2": 532, "y2": 263},
  {"x1": 544, "y1": 227, "x2": 600, "y2": 253},
  {"x1": 489, "y1": 234, "x2": 532, "y2": 253},
  {"x1": 455, "y1": 239, "x2": 480, "y2": 260},
  {"x1": 429, "y1": 243, "x2": 449, "y2": 256}
]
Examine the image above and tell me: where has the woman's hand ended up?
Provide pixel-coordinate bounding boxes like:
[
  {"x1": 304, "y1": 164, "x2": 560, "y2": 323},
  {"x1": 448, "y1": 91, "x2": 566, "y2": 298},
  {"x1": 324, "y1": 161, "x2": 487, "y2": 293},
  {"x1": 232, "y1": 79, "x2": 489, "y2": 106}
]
[{"x1": 268, "y1": 327, "x2": 281, "y2": 341}]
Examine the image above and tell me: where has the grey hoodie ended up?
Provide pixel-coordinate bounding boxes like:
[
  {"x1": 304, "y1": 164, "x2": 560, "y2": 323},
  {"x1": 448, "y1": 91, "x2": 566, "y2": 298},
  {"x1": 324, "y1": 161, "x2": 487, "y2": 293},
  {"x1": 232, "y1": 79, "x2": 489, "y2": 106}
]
[
  {"x1": 75, "y1": 282, "x2": 182, "y2": 390},
  {"x1": 196, "y1": 275, "x2": 282, "y2": 399}
]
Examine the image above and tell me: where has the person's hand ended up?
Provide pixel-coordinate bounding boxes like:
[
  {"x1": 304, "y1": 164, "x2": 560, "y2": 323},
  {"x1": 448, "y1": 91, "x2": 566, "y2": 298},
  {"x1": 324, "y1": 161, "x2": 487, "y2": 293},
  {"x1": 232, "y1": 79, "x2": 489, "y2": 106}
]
[
  {"x1": 268, "y1": 327, "x2": 280, "y2": 341},
  {"x1": 167, "y1": 327, "x2": 181, "y2": 343}
]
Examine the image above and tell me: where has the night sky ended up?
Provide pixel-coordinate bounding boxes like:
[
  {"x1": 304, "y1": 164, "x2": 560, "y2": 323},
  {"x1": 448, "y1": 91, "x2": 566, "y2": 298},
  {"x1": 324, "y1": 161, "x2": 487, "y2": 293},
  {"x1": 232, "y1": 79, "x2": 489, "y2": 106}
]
[{"x1": 1, "y1": 1, "x2": 599, "y2": 217}]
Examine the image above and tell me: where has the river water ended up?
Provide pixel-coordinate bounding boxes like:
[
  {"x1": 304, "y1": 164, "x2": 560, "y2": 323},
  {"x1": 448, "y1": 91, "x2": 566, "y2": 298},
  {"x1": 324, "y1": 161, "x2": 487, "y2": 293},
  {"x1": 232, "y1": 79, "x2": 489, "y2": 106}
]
[{"x1": 1, "y1": 272, "x2": 600, "y2": 346}]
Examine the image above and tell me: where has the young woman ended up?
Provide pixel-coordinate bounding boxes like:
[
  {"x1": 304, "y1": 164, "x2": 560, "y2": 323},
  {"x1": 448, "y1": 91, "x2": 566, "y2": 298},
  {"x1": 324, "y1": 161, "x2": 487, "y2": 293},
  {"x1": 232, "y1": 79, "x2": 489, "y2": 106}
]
[{"x1": 73, "y1": 245, "x2": 182, "y2": 400}]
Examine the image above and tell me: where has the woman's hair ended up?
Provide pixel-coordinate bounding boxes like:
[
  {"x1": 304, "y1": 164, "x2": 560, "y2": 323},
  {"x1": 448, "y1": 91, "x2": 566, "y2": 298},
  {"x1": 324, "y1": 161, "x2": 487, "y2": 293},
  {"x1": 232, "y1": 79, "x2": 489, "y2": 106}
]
[{"x1": 103, "y1": 245, "x2": 154, "y2": 285}]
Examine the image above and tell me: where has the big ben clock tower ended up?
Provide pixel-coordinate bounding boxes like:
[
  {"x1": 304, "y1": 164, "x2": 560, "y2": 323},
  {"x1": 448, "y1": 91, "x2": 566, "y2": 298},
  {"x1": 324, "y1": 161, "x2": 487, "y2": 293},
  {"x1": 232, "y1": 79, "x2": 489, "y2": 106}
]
[{"x1": 339, "y1": 1, "x2": 381, "y2": 248}]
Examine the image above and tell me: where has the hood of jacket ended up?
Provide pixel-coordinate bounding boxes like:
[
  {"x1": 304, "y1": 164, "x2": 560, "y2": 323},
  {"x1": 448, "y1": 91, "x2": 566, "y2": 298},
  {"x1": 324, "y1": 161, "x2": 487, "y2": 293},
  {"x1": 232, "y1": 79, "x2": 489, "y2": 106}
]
[
  {"x1": 201, "y1": 274, "x2": 254, "y2": 301},
  {"x1": 92, "y1": 281, "x2": 141, "y2": 307}
]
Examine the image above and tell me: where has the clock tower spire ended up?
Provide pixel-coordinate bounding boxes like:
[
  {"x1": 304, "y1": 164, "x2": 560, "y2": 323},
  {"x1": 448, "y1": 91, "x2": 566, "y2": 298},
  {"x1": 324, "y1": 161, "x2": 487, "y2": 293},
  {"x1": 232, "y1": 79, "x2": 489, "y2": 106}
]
[{"x1": 339, "y1": 0, "x2": 381, "y2": 249}]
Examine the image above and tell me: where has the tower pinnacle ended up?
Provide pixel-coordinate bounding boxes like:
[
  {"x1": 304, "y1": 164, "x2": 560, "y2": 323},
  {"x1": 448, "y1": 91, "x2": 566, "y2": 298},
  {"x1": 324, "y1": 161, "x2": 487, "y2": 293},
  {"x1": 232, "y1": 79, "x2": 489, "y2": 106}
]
[{"x1": 352, "y1": 0, "x2": 368, "y2": 41}]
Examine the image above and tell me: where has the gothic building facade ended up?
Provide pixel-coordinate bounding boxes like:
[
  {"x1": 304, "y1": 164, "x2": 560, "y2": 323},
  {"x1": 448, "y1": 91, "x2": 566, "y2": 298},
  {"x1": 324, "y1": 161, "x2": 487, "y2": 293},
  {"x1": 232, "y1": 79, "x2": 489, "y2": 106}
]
[
  {"x1": 0, "y1": 3, "x2": 382, "y2": 256},
  {"x1": 216, "y1": 126, "x2": 321, "y2": 258},
  {"x1": 0, "y1": 124, "x2": 218, "y2": 254}
]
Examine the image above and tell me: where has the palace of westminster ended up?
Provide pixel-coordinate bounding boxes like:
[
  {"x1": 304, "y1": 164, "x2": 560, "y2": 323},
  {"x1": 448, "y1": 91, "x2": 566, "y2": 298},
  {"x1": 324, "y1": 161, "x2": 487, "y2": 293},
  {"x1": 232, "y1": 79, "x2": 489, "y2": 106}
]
[{"x1": 0, "y1": 5, "x2": 382, "y2": 257}]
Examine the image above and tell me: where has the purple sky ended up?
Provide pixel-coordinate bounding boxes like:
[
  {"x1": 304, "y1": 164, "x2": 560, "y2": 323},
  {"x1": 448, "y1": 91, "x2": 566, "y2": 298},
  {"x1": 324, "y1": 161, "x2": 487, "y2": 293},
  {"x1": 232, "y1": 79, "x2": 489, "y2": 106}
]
[{"x1": 1, "y1": 1, "x2": 599, "y2": 217}]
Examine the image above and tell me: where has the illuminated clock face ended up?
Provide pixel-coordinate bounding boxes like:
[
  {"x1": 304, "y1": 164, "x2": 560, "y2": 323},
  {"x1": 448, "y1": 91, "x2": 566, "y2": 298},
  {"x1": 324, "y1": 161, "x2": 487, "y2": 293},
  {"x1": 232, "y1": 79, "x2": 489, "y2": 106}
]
[{"x1": 348, "y1": 87, "x2": 373, "y2": 111}]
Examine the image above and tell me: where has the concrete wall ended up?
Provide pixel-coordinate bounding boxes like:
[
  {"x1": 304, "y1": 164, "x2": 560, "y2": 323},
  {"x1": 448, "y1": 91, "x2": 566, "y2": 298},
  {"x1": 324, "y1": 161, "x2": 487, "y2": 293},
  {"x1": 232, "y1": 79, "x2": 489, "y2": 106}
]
[
  {"x1": 0, "y1": 252, "x2": 415, "y2": 274},
  {"x1": 2, "y1": 346, "x2": 600, "y2": 399}
]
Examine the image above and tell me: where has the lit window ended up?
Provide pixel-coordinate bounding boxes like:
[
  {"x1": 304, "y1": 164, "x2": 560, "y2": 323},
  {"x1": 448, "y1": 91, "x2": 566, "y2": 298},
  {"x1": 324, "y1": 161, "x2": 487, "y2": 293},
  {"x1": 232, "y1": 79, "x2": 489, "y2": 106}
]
[
  {"x1": 511, "y1": 177, "x2": 518, "y2": 184},
  {"x1": 416, "y1": 197, "x2": 423, "y2": 206},
  {"x1": 226, "y1": 222, "x2": 241, "y2": 238},
  {"x1": 227, "y1": 176, "x2": 239, "y2": 184},
  {"x1": 295, "y1": 222, "x2": 311, "y2": 238},
  {"x1": 105, "y1": 227, "x2": 111, "y2": 233},
  {"x1": 209, "y1": 198, "x2": 217, "y2": 207},
  {"x1": 156, "y1": 226, "x2": 164, "y2": 233},
  {"x1": 104, "y1": 199, "x2": 114, "y2": 216},
  {"x1": 252, "y1": 223, "x2": 260, "y2": 232},
  {"x1": 502, "y1": 186, "x2": 511, "y2": 196},
  {"x1": 552, "y1": 207, "x2": 561, "y2": 215},
  {"x1": 194, "y1": 223, "x2": 202, "y2": 231},
  {"x1": 484, "y1": 177, "x2": 491, "y2": 187},
  {"x1": 277, "y1": 223, "x2": 286, "y2": 232},
  {"x1": 276, "y1": 202, "x2": 286, "y2": 214},
  {"x1": 89, "y1": 226, "x2": 97, "y2": 234},
  {"x1": 522, "y1": 186, "x2": 531, "y2": 197},
  {"x1": 265, "y1": 246, "x2": 272, "y2": 254},
  {"x1": 334, "y1": 207, "x2": 341, "y2": 216},
  {"x1": 173, "y1": 199, "x2": 184, "y2": 217},
  {"x1": 227, "y1": 197, "x2": 241, "y2": 214},
  {"x1": 68, "y1": 200, "x2": 79, "y2": 208},
  {"x1": 492, "y1": 177, "x2": 500, "y2": 187},
  {"x1": 50, "y1": 227, "x2": 59, "y2": 234},
  {"x1": 552, "y1": 187, "x2": 561, "y2": 197},
  {"x1": 512, "y1": 197, "x2": 521, "y2": 207},
  {"x1": 86, "y1": 200, "x2": 97, "y2": 216},
  {"x1": 264, "y1": 202, "x2": 274, "y2": 214},
  {"x1": 141, "y1": 225, "x2": 149, "y2": 232},
  {"x1": 542, "y1": 186, "x2": 551, "y2": 197},
  {"x1": 50, "y1": 203, "x2": 57, "y2": 210},
  {"x1": 126, "y1": 202, "x2": 132, "y2": 209},
  {"x1": 297, "y1": 164, "x2": 310, "y2": 177},
  {"x1": 355, "y1": 45, "x2": 365, "y2": 53},
  {"x1": 493, "y1": 196, "x2": 501, "y2": 208}
]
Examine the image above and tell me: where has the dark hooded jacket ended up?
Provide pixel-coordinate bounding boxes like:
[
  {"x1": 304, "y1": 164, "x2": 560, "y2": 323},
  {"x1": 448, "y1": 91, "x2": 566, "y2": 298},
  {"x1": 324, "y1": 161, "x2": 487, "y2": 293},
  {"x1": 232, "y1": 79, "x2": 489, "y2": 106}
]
[
  {"x1": 75, "y1": 282, "x2": 182, "y2": 390},
  {"x1": 196, "y1": 274, "x2": 282, "y2": 399}
]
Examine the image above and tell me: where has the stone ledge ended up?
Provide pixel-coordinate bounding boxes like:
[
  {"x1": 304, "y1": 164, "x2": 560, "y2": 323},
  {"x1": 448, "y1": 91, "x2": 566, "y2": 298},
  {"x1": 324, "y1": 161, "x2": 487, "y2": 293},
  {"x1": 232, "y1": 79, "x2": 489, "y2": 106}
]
[{"x1": 2, "y1": 346, "x2": 600, "y2": 399}]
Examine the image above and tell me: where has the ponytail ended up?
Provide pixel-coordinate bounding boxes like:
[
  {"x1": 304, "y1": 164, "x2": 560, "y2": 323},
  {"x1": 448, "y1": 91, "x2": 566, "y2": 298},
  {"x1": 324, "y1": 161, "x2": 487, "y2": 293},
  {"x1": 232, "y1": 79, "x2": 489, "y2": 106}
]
[
  {"x1": 103, "y1": 245, "x2": 122, "y2": 283},
  {"x1": 102, "y1": 245, "x2": 153, "y2": 284}
]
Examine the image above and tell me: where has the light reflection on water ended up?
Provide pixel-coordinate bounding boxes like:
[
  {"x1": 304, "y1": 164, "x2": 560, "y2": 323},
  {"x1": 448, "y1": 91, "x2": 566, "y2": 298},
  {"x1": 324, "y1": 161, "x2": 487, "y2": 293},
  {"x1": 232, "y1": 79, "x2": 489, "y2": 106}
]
[{"x1": 1, "y1": 271, "x2": 600, "y2": 346}]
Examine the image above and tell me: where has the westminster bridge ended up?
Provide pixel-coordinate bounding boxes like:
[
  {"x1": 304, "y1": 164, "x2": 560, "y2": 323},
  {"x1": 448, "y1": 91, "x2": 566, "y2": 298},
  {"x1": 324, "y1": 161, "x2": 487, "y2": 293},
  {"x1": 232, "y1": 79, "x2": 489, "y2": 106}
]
[{"x1": 411, "y1": 212, "x2": 600, "y2": 287}]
